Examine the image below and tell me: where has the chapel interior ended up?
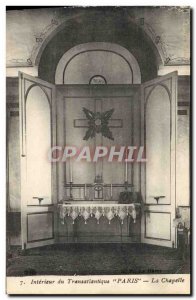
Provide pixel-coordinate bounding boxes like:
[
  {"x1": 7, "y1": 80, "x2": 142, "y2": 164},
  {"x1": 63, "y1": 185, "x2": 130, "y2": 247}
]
[{"x1": 6, "y1": 6, "x2": 190, "y2": 275}]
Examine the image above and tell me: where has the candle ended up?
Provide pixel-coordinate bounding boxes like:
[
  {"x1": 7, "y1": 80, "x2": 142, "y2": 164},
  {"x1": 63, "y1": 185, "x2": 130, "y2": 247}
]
[
  {"x1": 70, "y1": 158, "x2": 73, "y2": 182},
  {"x1": 125, "y1": 147, "x2": 128, "y2": 182}
]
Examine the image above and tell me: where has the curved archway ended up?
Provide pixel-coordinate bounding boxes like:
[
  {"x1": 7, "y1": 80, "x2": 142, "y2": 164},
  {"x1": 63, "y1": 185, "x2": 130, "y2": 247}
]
[
  {"x1": 37, "y1": 9, "x2": 161, "y2": 83},
  {"x1": 26, "y1": 85, "x2": 52, "y2": 203},
  {"x1": 145, "y1": 84, "x2": 171, "y2": 204},
  {"x1": 55, "y1": 42, "x2": 141, "y2": 84}
]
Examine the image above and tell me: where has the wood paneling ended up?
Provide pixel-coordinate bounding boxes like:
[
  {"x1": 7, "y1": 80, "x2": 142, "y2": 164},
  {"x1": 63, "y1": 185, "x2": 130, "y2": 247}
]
[
  {"x1": 6, "y1": 78, "x2": 21, "y2": 213},
  {"x1": 145, "y1": 85, "x2": 171, "y2": 205},
  {"x1": 145, "y1": 211, "x2": 171, "y2": 241},
  {"x1": 176, "y1": 76, "x2": 190, "y2": 206},
  {"x1": 27, "y1": 212, "x2": 54, "y2": 243},
  {"x1": 60, "y1": 85, "x2": 140, "y2": 198}
]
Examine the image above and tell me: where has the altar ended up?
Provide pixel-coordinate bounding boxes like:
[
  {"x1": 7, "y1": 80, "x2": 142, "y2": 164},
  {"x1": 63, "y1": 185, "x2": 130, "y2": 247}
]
[
  {"x1": 59, "y1": 202, "x2": 140, "y2": 224},
  {"x1": 57, "y1": 177, "x2": 141, "y2": 243},
  {"x1": 58, "y1": 202, "x2": 141, "y2": 243}
]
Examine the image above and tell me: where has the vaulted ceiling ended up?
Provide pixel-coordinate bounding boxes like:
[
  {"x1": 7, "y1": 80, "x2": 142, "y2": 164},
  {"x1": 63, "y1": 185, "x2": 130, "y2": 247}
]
[{"x1": 6, "y1": 6, "x2": 190, "y2": 78}]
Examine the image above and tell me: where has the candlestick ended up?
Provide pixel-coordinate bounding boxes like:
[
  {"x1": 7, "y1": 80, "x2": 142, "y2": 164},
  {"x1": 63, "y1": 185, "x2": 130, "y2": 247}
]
[
  {"x1": 125, "y1": 147, "x2": 128, "y2": 182},
  {"x1": 70, "y1": 158, "x2": 73, "y2": 182},
  {"x1": 110, "y1": 183, "x2": 113, "y2": 199},
  {"x1": 84, "y1": 184, "x2": 87, "y2": 199},
  {"x1": 69, "y1": 181, "x2": 73, "y2": 199}
]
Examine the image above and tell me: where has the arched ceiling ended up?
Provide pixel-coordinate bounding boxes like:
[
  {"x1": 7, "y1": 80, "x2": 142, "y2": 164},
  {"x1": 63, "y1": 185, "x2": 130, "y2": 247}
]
[
  {"x1": 36, "y1": 8, "x2": 160, "y2": 83},
  {"x1": 6, "y1": 7, "x2": 190, "y2": 81}
]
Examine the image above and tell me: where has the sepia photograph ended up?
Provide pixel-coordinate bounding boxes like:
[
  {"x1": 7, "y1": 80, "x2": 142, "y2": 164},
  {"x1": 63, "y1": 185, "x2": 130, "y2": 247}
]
[{"x1": 6, "y1": 5, "x2": 191, "y2": 295}]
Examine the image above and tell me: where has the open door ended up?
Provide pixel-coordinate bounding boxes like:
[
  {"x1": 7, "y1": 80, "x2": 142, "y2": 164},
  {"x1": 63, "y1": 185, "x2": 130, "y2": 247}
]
[
  {"x1": 141, "y1": 72, "x2": 177, "y2": 248},
  {"x1": 19, "y1": 72, "x2": 57, "y2": 249}
]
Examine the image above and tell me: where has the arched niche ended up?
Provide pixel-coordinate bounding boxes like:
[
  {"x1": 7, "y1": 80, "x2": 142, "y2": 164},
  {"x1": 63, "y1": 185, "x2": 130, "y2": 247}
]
[
  {"x1": 55, "y1": 42, "x2": 141, "y2": 84},
  {"x1": 145, "y1": 84, "x2": 171, "y2": 204},
  {"x1": 38, "y1": 10, "x2": 161, "y2": 83},
  {"x1": 26, "y1": 85, "x2": 52, "y2": 205}
]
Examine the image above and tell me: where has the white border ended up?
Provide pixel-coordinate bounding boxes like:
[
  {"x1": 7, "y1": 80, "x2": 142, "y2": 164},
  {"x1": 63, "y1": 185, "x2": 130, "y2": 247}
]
[{"x1": 1, "y1": 2, "x2": 193, "y2": 299}]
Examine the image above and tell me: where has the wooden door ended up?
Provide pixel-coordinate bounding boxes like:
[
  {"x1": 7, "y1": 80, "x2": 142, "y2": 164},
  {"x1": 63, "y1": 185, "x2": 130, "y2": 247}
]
[
  {"x1": 141, "y1": 72, "x2": 178, "y2": 248},
  {"x1": 19, "y1": 72, "x2": 57, "y2": 249}
]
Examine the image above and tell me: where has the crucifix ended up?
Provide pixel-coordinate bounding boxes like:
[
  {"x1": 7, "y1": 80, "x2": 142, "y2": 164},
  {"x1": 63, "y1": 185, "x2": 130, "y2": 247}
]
[
  {"x1": 73, "y1": 98, "x2": 123, "y2": 198},
  {"x1": 74, "y1": 99, "x2": 123, "y2": 141}
]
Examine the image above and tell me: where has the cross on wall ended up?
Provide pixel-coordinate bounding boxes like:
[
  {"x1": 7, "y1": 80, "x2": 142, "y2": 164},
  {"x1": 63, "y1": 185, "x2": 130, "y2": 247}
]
[
  {"x1": 74, "y1": 99, "x2": 123, "y2": 141},
  {"x1": 73, "y1": 98, "x2": 124, "y2": 189}
]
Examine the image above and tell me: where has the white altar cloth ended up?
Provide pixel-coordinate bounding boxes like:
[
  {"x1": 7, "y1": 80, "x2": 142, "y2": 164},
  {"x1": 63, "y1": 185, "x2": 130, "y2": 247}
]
[{"x1": 59, "y1": 203, "x2": 140, "y2": 225}]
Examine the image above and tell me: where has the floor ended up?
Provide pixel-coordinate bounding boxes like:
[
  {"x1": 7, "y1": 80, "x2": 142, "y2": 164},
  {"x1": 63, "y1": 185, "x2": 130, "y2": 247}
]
[{"x1": 7, "y1": 243, "x2": 190, "y2": 276}]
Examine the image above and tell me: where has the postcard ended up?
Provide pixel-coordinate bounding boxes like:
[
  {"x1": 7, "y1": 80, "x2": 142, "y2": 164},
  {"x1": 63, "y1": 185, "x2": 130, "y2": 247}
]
[{"x1": 6, "y1": 6, "x2": 191, "y2": 295}]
